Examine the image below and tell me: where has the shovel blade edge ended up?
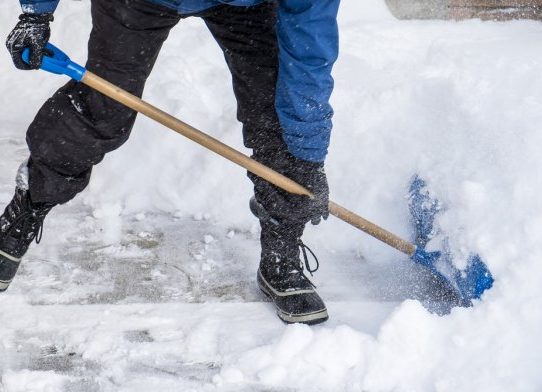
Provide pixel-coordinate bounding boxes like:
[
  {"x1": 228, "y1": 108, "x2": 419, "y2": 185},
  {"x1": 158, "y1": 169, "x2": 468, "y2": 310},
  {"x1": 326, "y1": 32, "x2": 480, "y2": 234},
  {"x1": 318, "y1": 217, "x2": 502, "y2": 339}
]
[{"x1": 409, "y1": 176, "x2": 494, "y2": 305}]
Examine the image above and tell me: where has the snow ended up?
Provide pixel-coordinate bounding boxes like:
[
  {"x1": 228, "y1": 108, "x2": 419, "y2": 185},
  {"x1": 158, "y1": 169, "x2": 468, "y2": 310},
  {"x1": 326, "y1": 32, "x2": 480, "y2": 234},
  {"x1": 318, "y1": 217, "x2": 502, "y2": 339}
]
[{"x1": 1, "y1": 0, "x2": 542, "y2": 391}]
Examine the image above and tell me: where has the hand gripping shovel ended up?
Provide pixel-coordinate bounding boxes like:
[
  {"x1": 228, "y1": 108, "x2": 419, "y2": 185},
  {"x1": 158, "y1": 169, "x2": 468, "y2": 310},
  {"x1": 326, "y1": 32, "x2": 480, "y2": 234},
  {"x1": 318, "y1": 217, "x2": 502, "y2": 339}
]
[{"x1": 24, "y1": 44, "x2": 493, "y2": 305}]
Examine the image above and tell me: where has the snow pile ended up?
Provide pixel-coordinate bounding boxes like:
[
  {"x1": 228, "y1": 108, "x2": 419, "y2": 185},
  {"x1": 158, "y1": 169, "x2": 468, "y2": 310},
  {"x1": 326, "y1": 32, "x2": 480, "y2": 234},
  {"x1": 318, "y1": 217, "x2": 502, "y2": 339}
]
[
  {"x1": 1, "y1": 0, "x2": 542, "y2": 390},
  {"x1": 214, "y1": 322, "x2": 375, "y2": 390},
  {"x1": 2, "y1": 370, "x2": 70, "y2": 392}
]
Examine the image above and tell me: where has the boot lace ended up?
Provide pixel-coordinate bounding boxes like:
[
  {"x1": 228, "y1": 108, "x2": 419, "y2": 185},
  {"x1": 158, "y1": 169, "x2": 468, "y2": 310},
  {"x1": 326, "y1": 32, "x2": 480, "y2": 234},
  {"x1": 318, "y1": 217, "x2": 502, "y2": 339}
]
[
  {"x1": 276, "y1": 240, "x2": 320, "y2": 290},
  {"x1": 298, "y1": 240, "x2": 320, "y2": 276},
  {"x1": 5, "y1": 209, "x2": 47, "y2": 245}
]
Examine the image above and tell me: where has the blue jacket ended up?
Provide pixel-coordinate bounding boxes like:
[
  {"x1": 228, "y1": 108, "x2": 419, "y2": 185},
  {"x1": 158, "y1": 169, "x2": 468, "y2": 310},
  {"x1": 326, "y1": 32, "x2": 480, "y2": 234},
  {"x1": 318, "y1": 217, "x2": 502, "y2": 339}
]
[{"x1": 19, "y1": 0, "x2": 339, "y2": 162}]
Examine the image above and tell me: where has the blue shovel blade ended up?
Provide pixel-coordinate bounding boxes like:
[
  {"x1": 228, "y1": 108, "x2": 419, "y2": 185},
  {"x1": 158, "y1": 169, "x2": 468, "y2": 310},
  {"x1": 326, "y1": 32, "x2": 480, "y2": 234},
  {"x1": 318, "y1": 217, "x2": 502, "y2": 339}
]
[
  {"x1": 411, "y1": 248, "x2": 493, "y2": 305},
  {"x1": 408, "y1": 176, "x2": 494, "y2": 305},
  {"x1": 454, "y1": 254, "x2": 494, "y2": 303},
  {"x1": 409, "y1": 175, "x2": 441, "y2": 249}
]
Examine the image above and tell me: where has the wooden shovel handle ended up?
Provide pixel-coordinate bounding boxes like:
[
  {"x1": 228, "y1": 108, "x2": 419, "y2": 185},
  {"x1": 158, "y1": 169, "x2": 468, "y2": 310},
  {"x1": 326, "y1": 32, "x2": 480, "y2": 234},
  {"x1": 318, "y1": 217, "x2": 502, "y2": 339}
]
[
  {"x1": 328, "y1": 202, "x2": 415, "y2": 255},
  {"x1": 82, "y1": 72, "x2": 416, "y2": 257}
]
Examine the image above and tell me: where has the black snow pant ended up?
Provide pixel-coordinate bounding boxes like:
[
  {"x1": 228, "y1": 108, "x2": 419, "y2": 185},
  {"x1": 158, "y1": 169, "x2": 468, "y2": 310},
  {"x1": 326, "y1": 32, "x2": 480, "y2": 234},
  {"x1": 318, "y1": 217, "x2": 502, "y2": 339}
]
[{"x1": 26, "y1": 0, "x2": 287, "y2": 208}]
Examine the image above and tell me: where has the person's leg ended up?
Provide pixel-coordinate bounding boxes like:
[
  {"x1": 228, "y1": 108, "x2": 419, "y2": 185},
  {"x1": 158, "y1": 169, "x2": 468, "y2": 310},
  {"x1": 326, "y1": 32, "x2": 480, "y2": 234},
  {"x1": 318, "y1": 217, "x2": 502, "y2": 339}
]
[
  {"x1": 27, "y1": 0, "x2": 181, "y2": 204},
  {"x1": 0, "y1": 0, "x2": 181, "y2": 291},
  {"x1": 202, "y1": 3, "x2": 328, "y2": 324},
  {"x1": 199, "y1": 3, "x2": 283, "y2": 152}
]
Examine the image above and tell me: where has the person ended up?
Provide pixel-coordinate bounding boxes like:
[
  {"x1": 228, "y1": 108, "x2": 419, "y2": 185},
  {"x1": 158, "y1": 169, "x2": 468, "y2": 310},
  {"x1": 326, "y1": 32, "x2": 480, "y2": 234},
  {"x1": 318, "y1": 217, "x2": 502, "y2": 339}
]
[{"x1": 1, "y1": 0, "x2": 339, "y2": 325}]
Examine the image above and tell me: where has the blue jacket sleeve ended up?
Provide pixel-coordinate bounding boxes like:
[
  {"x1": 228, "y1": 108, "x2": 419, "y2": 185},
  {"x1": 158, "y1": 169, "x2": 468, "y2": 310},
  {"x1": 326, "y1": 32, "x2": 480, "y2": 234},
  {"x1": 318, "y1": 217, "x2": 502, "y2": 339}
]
[
  {"x1": 19, "y1": 0, "x2": 59, "y2": 13},
  {"x1": 275, "y1": 0, "x2": 340, "y2": 162}
]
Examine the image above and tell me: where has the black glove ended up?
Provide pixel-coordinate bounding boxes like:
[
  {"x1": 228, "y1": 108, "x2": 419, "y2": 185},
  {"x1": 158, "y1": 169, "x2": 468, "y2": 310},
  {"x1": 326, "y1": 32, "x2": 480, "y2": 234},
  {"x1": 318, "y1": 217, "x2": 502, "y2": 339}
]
[
  {"x1": 250, "y1": 147, "x2": 330, "y2": 226},
  {"x1": 287, "y1": 157, "x2": 329, "y2": 225},
  {"x1": 6, "y1": 13, "x2": 54, "y2": 70}
]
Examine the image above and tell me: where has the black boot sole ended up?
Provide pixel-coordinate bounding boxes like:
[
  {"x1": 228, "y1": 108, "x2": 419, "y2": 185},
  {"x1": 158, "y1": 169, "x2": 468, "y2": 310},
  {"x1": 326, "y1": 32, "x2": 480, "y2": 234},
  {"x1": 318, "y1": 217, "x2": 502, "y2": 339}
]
[{"x1": 257, "y1": 269, "x2": 329, "y2": 325}]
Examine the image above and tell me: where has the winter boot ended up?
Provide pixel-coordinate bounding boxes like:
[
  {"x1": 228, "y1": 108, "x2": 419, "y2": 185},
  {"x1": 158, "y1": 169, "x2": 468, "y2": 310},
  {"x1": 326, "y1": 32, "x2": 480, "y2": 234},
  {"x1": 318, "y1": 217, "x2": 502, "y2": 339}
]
[
  {"x1": 0, "y1": 188, "x2": 53, "y2": 291},
  {"x1": 251, "y1": 198, "x2": 328, "y2": 325}
]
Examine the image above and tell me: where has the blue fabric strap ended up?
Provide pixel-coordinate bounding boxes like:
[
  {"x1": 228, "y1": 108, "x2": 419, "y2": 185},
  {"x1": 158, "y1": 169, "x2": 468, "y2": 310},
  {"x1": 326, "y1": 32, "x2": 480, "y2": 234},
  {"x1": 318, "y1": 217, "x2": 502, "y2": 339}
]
[{"x1": 20, "y1": 0, "x2": 59, "y2": 13}]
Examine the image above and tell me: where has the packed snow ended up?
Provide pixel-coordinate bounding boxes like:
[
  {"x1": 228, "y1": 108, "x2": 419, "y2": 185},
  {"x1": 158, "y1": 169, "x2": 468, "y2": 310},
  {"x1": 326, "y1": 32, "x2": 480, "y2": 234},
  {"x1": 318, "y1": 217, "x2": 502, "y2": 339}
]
[{"x1": 1, "y1": 0, "x2": 542, "y2": 391}]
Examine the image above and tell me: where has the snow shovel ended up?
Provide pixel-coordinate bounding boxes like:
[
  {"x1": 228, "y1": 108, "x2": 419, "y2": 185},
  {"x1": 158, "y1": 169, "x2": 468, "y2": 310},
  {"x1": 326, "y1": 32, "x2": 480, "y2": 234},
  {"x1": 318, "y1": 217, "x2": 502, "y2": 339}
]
[{"x1": 23, "y1": 44, "x2": 493, "y2": 305}]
